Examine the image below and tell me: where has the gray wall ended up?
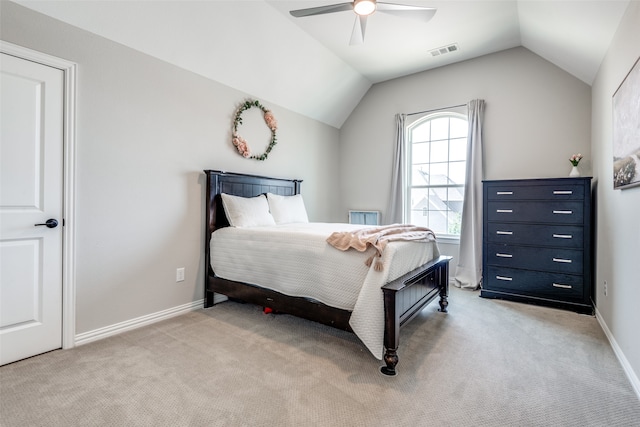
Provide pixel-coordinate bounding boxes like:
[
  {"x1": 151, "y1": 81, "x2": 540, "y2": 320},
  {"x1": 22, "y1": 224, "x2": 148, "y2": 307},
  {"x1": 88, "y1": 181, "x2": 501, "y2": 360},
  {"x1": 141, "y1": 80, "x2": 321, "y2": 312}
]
[
  {"x1": 339, "y1": 46, "x2": 592, "y2": 271},
  {"x1": 591, "y1": 0, "x2": 640, "y2": 392},
  {"x1": 1, "y1": 2, "x2": 342, "y2": 334}
]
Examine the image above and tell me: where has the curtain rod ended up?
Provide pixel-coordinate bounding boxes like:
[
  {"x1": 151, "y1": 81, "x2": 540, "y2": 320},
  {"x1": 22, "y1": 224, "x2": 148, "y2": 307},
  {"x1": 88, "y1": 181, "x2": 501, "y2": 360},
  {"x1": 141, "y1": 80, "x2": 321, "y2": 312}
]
[{"x1": 406, "y1": 103, "x2": 467, "y2": 116}]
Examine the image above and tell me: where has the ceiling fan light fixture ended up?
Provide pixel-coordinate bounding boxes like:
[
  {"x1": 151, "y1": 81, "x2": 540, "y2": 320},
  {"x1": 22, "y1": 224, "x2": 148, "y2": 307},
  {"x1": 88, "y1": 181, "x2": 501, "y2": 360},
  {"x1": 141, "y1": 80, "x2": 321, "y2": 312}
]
[
  {"x1": 353, "y1": 0, "x2": 376, "y2": 16},
  {"x1": 289, "y1": 0, "x2": 436, "y2": 45}
]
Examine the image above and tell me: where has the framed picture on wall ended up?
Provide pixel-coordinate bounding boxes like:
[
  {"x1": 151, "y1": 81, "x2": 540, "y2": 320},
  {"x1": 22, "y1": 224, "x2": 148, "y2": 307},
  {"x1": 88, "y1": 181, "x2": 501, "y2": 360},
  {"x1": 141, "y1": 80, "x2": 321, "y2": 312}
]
[{"x1": 612, "y1": 56, "x2": 640, "y2": 190}]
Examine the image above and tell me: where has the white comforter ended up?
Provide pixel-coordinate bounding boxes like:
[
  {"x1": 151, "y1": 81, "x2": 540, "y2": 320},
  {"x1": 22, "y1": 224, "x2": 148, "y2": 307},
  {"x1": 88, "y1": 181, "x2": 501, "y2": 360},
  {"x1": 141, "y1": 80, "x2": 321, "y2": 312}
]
[{"x1": 210, "y1": 222, "x2": 439, "y2": 360}]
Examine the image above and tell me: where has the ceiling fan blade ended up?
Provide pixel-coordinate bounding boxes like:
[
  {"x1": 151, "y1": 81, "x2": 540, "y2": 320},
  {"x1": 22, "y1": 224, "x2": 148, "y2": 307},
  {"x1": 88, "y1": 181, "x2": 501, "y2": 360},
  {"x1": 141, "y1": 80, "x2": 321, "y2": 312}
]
[
  {"x1": 376, "y1": 3, "x2": 437, "y2": 22},
  {"x1": 349, "y1": 15, "x2": 367, "y2": 45},
  {"x1": 290, "y1": 3, "x2": 353, "y2": 18}
]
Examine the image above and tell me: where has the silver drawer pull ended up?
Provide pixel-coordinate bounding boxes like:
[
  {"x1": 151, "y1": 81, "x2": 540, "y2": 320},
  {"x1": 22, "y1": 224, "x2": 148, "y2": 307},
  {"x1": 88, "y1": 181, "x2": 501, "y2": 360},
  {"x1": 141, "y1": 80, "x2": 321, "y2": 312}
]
[
  {"x1": 496, "y1": 209, "x2": 513, "y2": 213},
  {"x1": 496, "y1": 231, "x2": 513, "y2": 235},
  {"x1": 553, "y1": 258, "x2": 572, "y2": 263},
  {"x1": 496, "y1": 191, "x2": 513, "y2": 195},
  {"x1": 496, "y1": 253, "x2": 513, "y2": 258},
  {"x1": 553, "y1": 210, "x2": 573, "y2": 214},
  {"x1": 553, "y1": 234, "x2": 573, "y2": 239},
  {"x1": 553, "y1": 190, "x2": 573, "y2": 195},
  {"x1": 496, "y1": 276, "x2": 513, "y2": 281},
  {"x1": 552, "y1": 283, "x2": 572, "y2": 289}
]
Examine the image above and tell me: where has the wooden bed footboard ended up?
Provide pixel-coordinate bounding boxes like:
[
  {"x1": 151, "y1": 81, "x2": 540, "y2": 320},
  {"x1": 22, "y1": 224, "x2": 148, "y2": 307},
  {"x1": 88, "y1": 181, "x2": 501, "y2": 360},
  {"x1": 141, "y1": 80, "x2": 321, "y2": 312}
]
[{"x1": 381, "y1": 255, "x2": 451, "y2": 375}]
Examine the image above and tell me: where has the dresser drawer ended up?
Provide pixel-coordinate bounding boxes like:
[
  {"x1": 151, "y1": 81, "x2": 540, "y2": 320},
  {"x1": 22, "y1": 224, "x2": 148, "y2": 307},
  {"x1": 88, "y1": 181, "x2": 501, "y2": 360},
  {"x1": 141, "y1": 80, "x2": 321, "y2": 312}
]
[
  {"x1": 487, "y1": 223, "x2": 584, "y2": 248},
  {"x1": 486, "y1": 183, "x2": 585, "y2": 201},
  {"x1": 484, "y1": 266, "x2": 584, "y2": 301},
  {"x1": 487, "y1": 201, "x2": 584, "y2": 224},
  {"x1": 486, "y1": 243, "x2": 583, "y2": 274}
]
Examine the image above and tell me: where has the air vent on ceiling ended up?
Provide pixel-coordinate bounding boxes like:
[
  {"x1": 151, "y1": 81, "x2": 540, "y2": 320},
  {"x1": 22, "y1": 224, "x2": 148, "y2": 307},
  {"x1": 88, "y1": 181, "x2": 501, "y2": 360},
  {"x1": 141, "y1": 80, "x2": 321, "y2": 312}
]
[{"x1": 430, "y1": 43, "x2": 459, "y2": 57}]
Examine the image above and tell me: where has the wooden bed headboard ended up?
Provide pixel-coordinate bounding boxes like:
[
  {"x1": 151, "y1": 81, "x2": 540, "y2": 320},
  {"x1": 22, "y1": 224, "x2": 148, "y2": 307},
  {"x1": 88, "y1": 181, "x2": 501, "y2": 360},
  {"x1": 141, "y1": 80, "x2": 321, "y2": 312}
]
[
  {"x1": 203, "y1": 170, "x2": 302, "y2": 279},
  {"x1": 204, "y1": 169, "x2": 302, "y2": 233}
]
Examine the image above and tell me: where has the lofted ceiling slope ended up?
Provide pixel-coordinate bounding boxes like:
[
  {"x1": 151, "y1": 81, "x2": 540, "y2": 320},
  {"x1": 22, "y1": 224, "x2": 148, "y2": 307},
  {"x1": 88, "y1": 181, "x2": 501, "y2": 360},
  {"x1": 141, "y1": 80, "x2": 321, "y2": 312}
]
[{"x1": 13, "y1": 0, "x2": 630, "y2": 128}]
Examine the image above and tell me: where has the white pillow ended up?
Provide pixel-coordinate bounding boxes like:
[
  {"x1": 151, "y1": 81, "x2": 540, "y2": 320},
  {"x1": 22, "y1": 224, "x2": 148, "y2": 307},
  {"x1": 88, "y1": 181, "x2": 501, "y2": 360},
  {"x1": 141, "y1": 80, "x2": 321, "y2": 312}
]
[
  {"x1": 221, "y1": 193, "x2": 276, "y2": 227},
  {"x1": 267, "y1": 193, "x2": 309, "y2": 224}
]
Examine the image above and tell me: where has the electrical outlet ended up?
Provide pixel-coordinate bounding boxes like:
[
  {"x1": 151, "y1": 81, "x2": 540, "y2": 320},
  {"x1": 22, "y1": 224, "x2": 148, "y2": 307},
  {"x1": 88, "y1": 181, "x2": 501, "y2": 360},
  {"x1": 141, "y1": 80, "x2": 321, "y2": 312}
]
[
  {"x1": 604, "y1": 280, "x2": 608, "y2": 296},
  {"x1": 176, "y1": 267, "x2": 185, "y2": 282}
]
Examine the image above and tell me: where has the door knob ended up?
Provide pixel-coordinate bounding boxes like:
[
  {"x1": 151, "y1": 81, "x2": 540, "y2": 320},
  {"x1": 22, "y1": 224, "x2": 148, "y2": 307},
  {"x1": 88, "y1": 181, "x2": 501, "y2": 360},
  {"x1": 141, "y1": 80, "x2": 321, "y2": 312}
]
[{"x1": 34, "y1": 219, "x2": 59, "y2": 228}]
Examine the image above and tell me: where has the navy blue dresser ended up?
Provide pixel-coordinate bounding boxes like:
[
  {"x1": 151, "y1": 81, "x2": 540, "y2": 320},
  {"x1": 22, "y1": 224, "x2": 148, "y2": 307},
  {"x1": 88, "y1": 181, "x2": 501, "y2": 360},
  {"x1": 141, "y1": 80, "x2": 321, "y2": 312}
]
[{"x1": 481, "y1": 177, "x2": 593, "y2": 314}]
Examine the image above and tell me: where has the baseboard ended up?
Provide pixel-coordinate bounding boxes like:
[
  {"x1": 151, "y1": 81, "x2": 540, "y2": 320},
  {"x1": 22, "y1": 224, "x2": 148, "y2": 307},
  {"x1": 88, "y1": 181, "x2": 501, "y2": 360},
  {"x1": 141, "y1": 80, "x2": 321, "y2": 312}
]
[
  {"x1": 595, "y1": 306, "x2": 640, "y2": 401},
  {"x1": 75, "y1": 299, "x2": 204, "y2": 346}
]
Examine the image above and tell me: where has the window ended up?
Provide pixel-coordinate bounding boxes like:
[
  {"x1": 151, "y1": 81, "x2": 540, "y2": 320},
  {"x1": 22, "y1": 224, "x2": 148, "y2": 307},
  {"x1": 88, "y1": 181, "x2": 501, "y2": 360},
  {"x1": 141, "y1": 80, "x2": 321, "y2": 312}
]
[{"x1": 406, "y1": 113, "x2": 468, "y2": 237}]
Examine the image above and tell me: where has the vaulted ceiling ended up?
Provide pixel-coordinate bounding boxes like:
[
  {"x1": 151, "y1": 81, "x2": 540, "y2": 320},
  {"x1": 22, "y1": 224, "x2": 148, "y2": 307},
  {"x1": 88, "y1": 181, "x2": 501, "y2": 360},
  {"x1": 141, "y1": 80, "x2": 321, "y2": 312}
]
[{"x1": 14, "y1": 0, "x2": 630, "y2": 128}]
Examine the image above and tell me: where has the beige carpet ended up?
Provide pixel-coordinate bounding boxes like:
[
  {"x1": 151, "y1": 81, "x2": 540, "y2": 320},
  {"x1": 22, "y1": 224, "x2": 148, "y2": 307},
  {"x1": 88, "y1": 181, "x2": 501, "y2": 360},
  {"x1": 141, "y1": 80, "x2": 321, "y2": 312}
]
[{"x1": 1, "y1": 286, "x2": 639, "y2": 426}]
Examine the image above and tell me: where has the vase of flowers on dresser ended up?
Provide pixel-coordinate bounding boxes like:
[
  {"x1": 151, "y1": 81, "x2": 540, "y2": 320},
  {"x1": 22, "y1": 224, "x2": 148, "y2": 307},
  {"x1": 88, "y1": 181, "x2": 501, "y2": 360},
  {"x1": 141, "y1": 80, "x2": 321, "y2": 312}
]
[{"x1": 569, "y1": 153, "x2": 583, "y2": 177}]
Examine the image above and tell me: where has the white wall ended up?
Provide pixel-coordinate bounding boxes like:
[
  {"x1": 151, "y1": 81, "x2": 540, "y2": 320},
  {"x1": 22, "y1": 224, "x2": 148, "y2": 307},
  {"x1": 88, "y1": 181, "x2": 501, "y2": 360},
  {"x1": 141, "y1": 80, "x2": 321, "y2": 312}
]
[
  {"x1": 591, "y1": 0, "x2": 640, "y2": 394},
  {"x1": 1, "y1": 1, "x2": 342, "y2": 335},
  {"x1": 339, "y1": 47, "x2": 592, "y2": 268}
]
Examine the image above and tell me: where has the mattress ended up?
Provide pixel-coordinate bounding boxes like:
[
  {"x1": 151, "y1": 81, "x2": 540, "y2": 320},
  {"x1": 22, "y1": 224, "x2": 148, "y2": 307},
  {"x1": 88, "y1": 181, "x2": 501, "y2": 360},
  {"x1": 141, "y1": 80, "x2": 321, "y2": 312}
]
[{"x1": 210, "y1": 222, "x2": 439, "y2": 359}]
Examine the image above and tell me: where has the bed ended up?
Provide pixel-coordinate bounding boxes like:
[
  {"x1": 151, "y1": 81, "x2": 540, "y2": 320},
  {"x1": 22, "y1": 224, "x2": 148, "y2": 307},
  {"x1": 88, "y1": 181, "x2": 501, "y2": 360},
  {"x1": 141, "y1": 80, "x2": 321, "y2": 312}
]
[{"x1": 204, "y1": 170, "x2": 451, "y2": 375}]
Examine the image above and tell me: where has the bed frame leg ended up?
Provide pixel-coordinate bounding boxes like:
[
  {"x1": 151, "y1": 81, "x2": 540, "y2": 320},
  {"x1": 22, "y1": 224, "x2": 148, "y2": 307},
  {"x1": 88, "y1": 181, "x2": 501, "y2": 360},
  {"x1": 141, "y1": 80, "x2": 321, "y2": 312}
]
[
  {"x1": 438, "y1": 261, "x2": 449, "y2": 313},
  {"x1": 205, "y1": 289, "x2": 215, "y2": 308},
  {"x1": 439, "y1": 293, "x2": 449, "y2": 313},
  {"x1": 381, "y1": 348, "x2": 398, "y2": 376}
]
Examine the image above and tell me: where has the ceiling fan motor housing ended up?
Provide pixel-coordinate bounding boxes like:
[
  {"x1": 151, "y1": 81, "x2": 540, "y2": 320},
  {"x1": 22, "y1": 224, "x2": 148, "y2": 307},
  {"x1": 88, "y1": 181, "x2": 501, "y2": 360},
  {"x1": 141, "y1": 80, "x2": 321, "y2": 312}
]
[{"x1": 354, "y1": 0, "x2": 377, "y2": 16}]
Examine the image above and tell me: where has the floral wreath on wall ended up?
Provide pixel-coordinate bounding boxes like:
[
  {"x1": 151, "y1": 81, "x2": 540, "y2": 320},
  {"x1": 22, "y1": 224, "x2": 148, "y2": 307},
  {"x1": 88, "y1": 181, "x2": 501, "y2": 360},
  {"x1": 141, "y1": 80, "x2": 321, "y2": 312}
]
[{"x1": 231, "y1": 99, "x2": 278, "y2": 161}]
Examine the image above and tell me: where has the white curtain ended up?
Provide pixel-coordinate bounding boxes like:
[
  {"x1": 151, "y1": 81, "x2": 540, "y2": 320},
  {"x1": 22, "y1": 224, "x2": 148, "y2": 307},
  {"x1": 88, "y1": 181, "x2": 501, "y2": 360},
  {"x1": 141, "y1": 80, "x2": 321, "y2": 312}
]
[
  {"x1": 386, "y1": 113, "x2": 406, "y2": 225},
  {"x1": 454, "y1": 99, "x2": 485, "y2": 289}
]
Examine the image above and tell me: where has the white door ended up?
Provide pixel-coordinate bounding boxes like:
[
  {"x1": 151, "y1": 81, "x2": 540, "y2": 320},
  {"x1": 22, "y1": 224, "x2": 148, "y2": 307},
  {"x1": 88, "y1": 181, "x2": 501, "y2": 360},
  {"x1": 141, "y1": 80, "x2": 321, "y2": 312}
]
[{"x1": 0, "y1": 52, "x2": 64, "y2": 365}]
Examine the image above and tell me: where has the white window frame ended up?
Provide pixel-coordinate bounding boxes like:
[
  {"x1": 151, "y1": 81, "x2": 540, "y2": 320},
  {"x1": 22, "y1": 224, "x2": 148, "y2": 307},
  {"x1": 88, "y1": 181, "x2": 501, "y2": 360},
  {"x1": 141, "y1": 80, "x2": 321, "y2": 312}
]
[{"x1": 404, "y1": 111, "x2": 468, "y2": 241}]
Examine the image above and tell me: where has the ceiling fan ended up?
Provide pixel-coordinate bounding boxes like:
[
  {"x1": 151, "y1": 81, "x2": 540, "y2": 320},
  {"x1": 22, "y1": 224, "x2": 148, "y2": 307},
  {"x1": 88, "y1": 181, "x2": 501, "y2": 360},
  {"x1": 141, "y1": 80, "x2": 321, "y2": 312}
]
[{"x1": 289, "y1": 0, "x2": 437, "y2": 45}]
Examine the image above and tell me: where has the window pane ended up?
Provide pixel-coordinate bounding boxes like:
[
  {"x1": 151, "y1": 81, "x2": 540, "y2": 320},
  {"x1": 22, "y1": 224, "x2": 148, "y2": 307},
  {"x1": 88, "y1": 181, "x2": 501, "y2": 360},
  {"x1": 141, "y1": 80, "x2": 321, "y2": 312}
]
[
  {"x1": 449, "y1": 161, "x2": 466, "y2": 185},
  {"x1": 429, "y1": 162, "x2": 449, "y2": 185},
  {"x1": 412, "y1": 142, "x2": 430, "y2": 164},
  {"x1": 430, "y1": 117, "x2": 449, "y2": 141},
  {"x1": 428, "y1": 187, "x2": 448, "y2": 233},
  {"x1": 411, "y1": 165, "x2": 430, "y2": 185},
  {"x1": 430, "y1": 187, "x2": 448, "y2": 207},
  {"x1": 448, "y1": 211, "x2": 462, "y2": 235},
  {"x1": 431, "y1": 140, "x2": 448, "y2": 163},
  {"x1": 410, "y1": 187, "x2": 429, "y2": 210},
  {"x1": 411, "y1": 122, "x2": 430, "y2": 143},
  {"x1": 450, "y1": 137, "x2": 467, "y2": 161},
  {"x1": 447, "y1": 186, "x2": 465, "y2": 214},
  {"x1": 409, "y1": 209, "x2": 429, "y2": 228},
  {"x1": 450, "y1": 118, "x2": 467, "y2": 138},
  {"x1": 427, "y1": 213, "x2": 447, "y2": 234}
]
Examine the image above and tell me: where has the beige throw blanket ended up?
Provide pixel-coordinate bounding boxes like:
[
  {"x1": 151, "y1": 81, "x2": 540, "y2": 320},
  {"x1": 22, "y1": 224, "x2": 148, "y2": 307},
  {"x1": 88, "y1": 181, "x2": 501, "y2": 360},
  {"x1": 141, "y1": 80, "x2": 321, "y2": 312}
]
[{"x1": 326, "y1": 224, "x2": 436, "y2": 271}]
